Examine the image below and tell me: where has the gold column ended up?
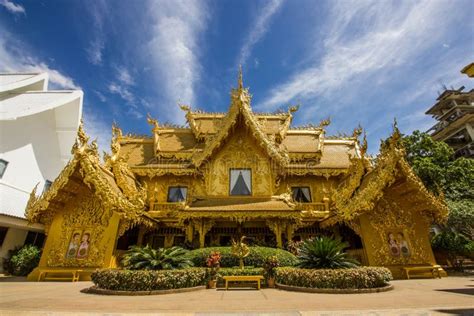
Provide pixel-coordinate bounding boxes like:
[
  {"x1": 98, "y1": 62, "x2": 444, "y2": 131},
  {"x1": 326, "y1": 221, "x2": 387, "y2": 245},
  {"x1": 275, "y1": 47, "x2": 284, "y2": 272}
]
[
  {"x1": 193, "y1": 219, "x2": 214, "y2": 248},
  {"x1": 266, "y1": 219, "x2": 283, "y2": 248},
  {"x1": 185, "y1": 222, "x2": 194, "y2": 244},
  {"x1": 286, "y1": 223, "x2": 294, "y2": 242},
  {"x1": 164, "y1": 235, "x2": 174, "y2": 248},
  {"x1": 137, "y1": 226, "x2": 145, "y2": 246}
]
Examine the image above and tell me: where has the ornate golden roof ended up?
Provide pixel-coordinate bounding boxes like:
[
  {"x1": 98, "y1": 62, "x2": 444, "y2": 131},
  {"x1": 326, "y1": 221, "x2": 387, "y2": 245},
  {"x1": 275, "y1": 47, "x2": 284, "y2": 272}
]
[
  {"x1": 328, "y1": 123, "x2": 448, "y2": 226},
  {"x1": 25, "y1": 121, "x2": 155, "y2": 232}
]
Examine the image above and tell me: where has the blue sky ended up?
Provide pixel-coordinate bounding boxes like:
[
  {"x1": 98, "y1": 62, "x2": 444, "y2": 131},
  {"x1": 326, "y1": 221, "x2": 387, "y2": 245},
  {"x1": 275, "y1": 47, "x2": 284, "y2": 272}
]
[{"x1": 1, "y1": 0, "x2": 473, "y2": 154}]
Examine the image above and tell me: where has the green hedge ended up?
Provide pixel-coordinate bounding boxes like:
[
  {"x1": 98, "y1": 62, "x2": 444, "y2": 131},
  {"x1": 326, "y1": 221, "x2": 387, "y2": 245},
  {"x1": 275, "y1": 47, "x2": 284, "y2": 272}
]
[
  {"x1": 91, "y1": 268, "x2": 207, "y2": 291},
  {"x1": 187, "y1": 246, "x2": 298, "y2": 267},
  {"x1": 276, "y1": 267, "x2": 392, "y2": 289},
  {"x1": 4, "y1": 245, "x2": 41, "y2": 276}
]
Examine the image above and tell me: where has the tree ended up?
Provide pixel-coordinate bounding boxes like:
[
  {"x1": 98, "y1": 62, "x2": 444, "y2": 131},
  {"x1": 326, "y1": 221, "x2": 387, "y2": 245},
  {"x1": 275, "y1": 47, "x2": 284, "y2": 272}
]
[{"x1": 401, "y1": 131, "x2": 474, "y2": 239}]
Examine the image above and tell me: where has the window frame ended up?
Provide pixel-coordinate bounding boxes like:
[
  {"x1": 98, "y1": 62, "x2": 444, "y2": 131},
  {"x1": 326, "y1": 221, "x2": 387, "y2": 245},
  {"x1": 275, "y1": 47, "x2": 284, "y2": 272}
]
[
  {"x1": 229, "y1": 168, "x2": 252, "y2": 196},
  {"x1": 291, "y1": 186, "x2": 312, "y2": 203},
  {"x1": 166, "y1": 186, "x2": 188, "y2": 203},
  {"x1": 42, "y1": 180, "x2": 52, "y2": 194},
  {"x1": 0, "y1": 159, "x2": 9, "y2": 179}
]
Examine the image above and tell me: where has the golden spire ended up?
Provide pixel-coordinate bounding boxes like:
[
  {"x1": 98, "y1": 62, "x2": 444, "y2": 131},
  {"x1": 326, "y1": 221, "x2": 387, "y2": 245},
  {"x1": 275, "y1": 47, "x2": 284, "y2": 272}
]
[{"x1": 238, "y1": 65, "x2": 243, "y2": 90}]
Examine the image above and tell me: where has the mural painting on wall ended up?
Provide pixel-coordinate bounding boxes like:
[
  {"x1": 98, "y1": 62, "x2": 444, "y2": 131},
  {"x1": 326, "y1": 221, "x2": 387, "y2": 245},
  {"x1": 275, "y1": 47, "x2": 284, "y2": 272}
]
[
  {"x1": 387, "y1": 231, "x2": 411, "y2": 257},
  {"x1": 66, "y1": 230, "x2": 91, "y2": 259}
]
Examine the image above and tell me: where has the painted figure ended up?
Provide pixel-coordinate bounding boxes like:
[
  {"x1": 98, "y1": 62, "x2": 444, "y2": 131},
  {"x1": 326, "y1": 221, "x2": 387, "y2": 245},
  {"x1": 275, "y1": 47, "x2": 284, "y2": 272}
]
[
  {"x1": 397, "y1": 232, "x2": 410, "y2": 257},
  {"x1": 66, "y1": 232, "x2": 80, "y2": 258},
  {"x1": 76, "y1": 232, "x2": 90, "y2": 259},
  {"x1": 388, "y1": 232, "x2": 400, "y2": 256}
]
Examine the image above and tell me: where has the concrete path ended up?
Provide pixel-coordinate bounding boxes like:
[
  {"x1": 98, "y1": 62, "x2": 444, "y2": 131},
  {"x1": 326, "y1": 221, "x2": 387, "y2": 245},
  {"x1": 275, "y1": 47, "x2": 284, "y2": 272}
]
[{"x1": 0, "y1": 276, "x2": 472, "y2": 315}]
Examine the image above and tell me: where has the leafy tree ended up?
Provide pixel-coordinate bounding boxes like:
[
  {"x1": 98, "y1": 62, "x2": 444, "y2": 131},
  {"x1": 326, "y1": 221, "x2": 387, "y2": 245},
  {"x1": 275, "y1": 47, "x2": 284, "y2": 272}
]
[
  {"x1": 402, "y1": 130, "x2": 474, "y2": 200},
  {"x1": 401, "y1": 131, "x2": 474, "y2": 240},
  {"x1": 296, "y1": 236, "x2": 359, "y2": 269},
  {"x1": 121, "y1": 245, "x2": 193, "y2": 270}
]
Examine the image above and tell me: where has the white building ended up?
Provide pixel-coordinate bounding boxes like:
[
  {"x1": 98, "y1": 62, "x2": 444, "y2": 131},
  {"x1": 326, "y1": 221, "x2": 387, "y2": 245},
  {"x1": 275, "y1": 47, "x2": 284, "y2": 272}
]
[{"x1": 0, "y1": 73, "x2": 83, "y2": 272}]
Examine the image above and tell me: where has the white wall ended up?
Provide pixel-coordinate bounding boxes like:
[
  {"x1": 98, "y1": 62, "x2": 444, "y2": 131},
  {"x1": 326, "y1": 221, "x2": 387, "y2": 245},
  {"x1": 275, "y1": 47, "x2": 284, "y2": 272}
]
[{"x1": 0, "y1": 109, "x2": 63, "y2": 217}]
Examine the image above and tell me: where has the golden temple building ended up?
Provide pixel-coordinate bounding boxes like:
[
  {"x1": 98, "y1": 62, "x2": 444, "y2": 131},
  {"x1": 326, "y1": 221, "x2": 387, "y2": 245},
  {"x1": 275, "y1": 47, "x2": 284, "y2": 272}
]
[{"x1": 25, "y1": 71, "x2": 448, "y2": 280}]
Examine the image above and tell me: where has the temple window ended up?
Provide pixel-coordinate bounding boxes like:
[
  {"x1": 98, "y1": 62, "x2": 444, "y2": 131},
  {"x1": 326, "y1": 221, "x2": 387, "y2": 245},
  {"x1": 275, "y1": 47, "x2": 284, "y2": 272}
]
[
  {"x1": 292, "y1": 187, "x2": 312, "y2": 203},
  {"x1": 229, "y1": 169, "x2": 252, "y2": 195},
  {"x1": 42, "y1": 180, "x2": 52, "y2": 194},
  {"x1": 167, "y1": 186, "x2": 188, "y2": 202},
  {"x1": 0, "y1": 159, "x2": 8, "y2": 178}
]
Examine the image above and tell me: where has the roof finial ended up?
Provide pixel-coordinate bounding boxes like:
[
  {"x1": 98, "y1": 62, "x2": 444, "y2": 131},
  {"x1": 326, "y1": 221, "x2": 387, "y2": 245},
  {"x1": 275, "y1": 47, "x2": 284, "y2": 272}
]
[{"x1": 238, "y1": 65, "x2": 243, "y2": 90}]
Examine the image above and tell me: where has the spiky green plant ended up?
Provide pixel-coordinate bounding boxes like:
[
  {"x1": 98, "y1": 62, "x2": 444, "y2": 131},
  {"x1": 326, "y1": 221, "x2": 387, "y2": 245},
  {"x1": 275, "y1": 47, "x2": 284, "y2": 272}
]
[
  {"x1": 297, "y1": 236, "x2": 359, "y2": 269},
  {"x1": 121, "y1": 245, "x2": 193, "y2": 270}
]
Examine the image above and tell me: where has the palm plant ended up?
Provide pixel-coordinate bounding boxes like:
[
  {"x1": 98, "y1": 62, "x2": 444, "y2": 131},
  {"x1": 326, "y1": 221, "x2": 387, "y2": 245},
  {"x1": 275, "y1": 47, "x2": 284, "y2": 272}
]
[
  {"x1": 121, "y1": 245, "x2": 193, "y2": 270},
  {"x1": 297, "y1": 236, "x2": 359, "y2": 269}
]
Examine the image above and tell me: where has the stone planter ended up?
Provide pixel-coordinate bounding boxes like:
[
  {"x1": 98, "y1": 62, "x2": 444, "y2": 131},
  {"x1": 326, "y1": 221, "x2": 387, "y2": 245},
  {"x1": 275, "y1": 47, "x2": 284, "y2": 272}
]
[
  {"x1": 208, "y1": 279, "x2": 217, "y2": 289},
  {"x1": 267, "y1": 277, "x2": 275, "y2": 288}
]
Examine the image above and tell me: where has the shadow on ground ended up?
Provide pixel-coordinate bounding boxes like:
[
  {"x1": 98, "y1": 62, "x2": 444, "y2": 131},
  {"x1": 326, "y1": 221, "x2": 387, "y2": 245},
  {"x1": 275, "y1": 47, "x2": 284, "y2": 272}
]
[
  {"x1": 436, "y1": 288, "x2": 474, "y2": 296},
  {"x1": 434, "y1": 308, "x2": 474, "y2": 315},
  {"x1": 0, "y1": 276, "x2": 28, "y2": 282}
]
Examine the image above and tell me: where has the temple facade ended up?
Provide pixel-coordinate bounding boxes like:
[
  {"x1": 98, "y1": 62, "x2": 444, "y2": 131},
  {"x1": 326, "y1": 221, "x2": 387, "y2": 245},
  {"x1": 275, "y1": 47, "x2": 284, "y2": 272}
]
[{"x1": 25, "y1": 72, "x2": 448, "y2": 280}]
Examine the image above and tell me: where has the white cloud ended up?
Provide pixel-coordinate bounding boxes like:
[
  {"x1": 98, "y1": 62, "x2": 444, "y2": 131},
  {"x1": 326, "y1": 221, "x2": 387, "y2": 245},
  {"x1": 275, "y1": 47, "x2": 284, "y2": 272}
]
[
  {"x1": 147, "y1": 0, "x2": 209, "y2": 122},
  {"x1": 258, "y1": 0, "x2": 463, "y2": 110},
  {"x1": 238, "y1": 0, "x2": 283, "y2": 67},
  {"x1": 86, "y1": 38, "x2": 105, "y2": 65},
  {"x1": 116, "y1": 65, "x2": 134, "y2": 86},
  {"x1": 108, "y1": 82, "x2": 135, "y2": 104},
  {"x1": 85, "y1": 0, "x2": 108, "y2": 65},
  {"x1": 0, "y1": 0, "x2": 25, "y2": 14},
  {"x1": 0, "y1": 30, "x2": 80, "y2": 89},
  {"x1": 83, "y1": 108, "x2": 112, "y2": 157},
  {"x1": 94, "y1": 90, "x2": 107, "y2": 102}
]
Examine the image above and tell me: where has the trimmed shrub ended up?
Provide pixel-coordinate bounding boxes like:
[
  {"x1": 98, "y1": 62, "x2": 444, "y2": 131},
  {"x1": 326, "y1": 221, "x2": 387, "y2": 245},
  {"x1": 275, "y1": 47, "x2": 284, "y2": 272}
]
[
  {"x1": 187, "y1": 246, "x2": 298, "y2": 267},
  {"x1": 4, "y1": 245, "x2": 41, "y2": 276},
  {"x1": 91, "y1": 268, "x2": 207, "y2": 291},
  {"x1": 276, "y1": 267, "x2": 392, "y2": 289},
  {"x1": 297, "y1": 236, "x2": 359, "y2": 269}
]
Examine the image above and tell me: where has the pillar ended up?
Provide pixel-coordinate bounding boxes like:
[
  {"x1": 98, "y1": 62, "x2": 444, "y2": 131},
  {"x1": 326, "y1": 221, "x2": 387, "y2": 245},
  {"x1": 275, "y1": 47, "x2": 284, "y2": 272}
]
[
  {"x1": 286, "y1": 223, "x2": 294, "y2": 243},
  {"x1": 194, "y1": 219, "x2": 214, "y2": 248},
  {"x1": 185, "y1": 223, "x2": 194, "y2": 244},
  {"x1": 266, "y1": 219, "x2": 283, "y2": 248},
  {"x1": 137, "y1": 226, "x2": 145, "y2": 246}
]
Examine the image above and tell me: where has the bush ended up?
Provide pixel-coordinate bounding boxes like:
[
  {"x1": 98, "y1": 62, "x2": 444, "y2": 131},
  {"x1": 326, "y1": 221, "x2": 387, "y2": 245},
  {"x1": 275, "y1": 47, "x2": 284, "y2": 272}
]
[
  {"x1": 297, "y1": 236, "x2": 359, "y2": 269},
  {"x1": 263, "y1": 256, "x2": 279, "y2": 279},
  {"x1": 187, "y1": 246, "x2": 298, "y2": 267},
  {"x1": 91, "y1": 268, "x2": 207, "y2": 291},
  {"x1": 4, "y1": 245, "x2": 41, "y2": 276},
  {"x1": 122, "y1": 245, "x2": 192, "y2": 270},
  {"x1": 276, "y1": 267, "x2": 392, "y2": 289}
]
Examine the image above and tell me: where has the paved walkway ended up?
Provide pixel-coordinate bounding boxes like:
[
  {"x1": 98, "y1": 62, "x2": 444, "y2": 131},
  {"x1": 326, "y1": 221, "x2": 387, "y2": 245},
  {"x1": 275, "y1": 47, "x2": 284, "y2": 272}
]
[{"x1": 0, "y1": 276, "x2": 473, "y2": 315}]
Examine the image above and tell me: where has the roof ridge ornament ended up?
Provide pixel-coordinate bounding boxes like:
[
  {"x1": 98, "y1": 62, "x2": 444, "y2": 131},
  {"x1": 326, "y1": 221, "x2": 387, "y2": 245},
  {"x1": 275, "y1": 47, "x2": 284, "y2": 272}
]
[
  {"x1": 147, "y1": 113, "x2": 159, "y2": 131},
  {"x1": 238, "y1": 65, "x2": 243, "y2": 91},
  {"x1": 318, "y1": 117, "x2": 331, "y2": 128},
  {"x1": 72, "y1": 119, "x2": 90, "y2": 154},
  {"x1": 288, "y1": 105, "x2": 299, "y2": 114}
]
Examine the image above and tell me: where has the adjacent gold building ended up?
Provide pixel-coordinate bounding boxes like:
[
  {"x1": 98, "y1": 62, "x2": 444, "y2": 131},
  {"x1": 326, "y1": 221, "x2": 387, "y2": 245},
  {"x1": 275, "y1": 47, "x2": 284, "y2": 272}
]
[{"x1": 25, "y1": 72, "x2": 448, "y2": 280}]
